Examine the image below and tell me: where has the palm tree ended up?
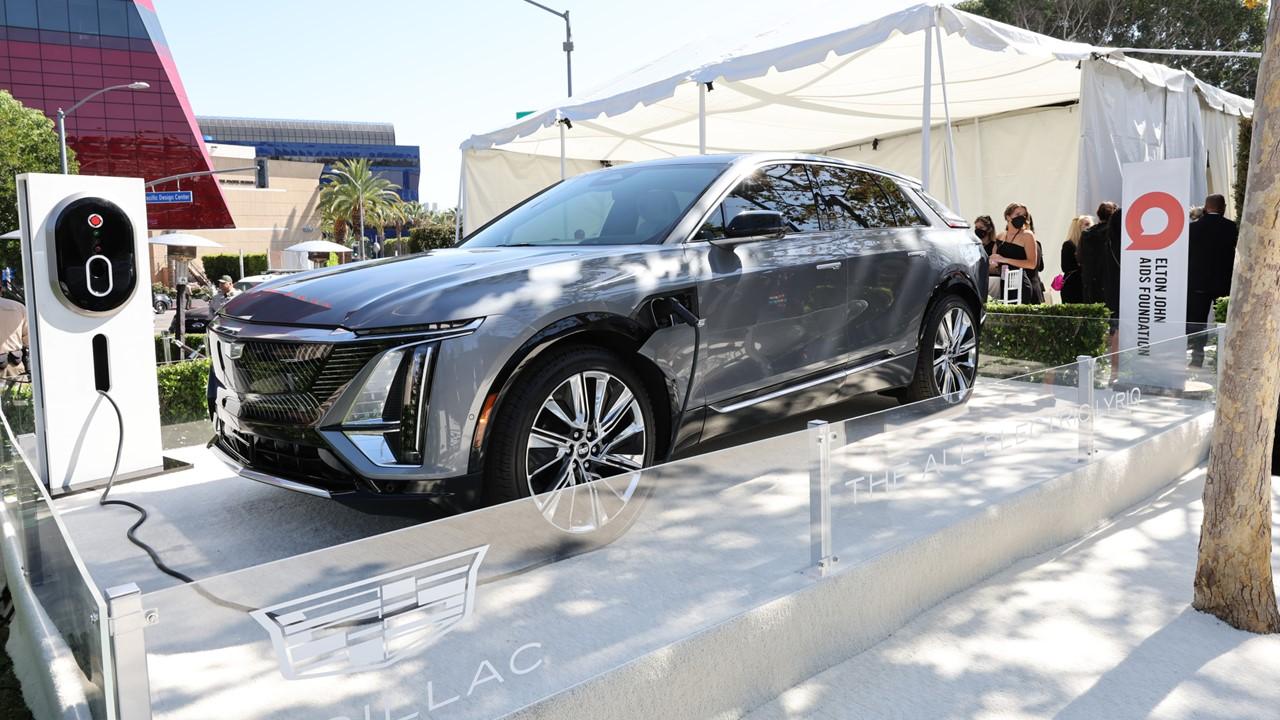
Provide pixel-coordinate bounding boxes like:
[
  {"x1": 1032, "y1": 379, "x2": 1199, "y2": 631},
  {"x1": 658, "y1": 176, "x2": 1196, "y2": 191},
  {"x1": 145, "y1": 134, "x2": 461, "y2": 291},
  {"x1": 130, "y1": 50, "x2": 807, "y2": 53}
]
[{"x1": 319, "y1": 159, "x2": 400, "y2": 259}]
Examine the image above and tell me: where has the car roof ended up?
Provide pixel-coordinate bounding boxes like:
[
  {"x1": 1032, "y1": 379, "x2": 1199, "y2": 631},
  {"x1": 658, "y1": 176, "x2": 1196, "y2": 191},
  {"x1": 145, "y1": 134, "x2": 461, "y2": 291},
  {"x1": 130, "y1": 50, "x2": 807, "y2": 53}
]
[{"x1": 597, "y1": 152, "x2": 922, "y2": 187}]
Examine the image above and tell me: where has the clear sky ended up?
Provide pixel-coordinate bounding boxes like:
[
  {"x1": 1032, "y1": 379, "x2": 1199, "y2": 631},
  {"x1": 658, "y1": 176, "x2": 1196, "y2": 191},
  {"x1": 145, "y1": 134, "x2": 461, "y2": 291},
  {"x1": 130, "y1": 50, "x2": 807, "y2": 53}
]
[{"x1": 154, "y1": 0, "x2": 925, "y2": 208}]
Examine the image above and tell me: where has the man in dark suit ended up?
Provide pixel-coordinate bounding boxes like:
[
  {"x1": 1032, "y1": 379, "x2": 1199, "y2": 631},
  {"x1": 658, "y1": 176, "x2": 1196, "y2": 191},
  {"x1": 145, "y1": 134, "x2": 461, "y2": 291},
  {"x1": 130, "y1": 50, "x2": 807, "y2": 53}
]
[{"x1": 1187, "y1": 194, "x2": 1239, "y2": 366}]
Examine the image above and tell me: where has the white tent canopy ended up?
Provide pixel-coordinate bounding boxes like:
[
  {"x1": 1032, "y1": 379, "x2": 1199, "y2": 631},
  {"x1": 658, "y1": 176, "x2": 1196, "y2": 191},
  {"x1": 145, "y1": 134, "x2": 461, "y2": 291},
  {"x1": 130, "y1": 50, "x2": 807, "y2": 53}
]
[{"x1": 459, "y1": 2, "x2": 1252, "y2": 291}]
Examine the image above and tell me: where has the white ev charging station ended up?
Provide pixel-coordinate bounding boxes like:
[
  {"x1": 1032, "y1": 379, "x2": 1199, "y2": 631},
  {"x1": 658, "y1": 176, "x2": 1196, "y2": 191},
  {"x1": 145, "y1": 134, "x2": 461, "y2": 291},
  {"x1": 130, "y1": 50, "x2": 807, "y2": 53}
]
[{"x1": 16, "y1": 173, "x2": 163, "y2": 493}]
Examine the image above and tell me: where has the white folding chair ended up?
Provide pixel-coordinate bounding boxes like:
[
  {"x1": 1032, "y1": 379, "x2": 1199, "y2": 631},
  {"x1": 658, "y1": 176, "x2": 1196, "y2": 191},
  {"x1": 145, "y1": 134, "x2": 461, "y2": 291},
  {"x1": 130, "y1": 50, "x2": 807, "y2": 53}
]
[{"x1": 1002, "y1": 266, "x2": 1023, "y2": 305}]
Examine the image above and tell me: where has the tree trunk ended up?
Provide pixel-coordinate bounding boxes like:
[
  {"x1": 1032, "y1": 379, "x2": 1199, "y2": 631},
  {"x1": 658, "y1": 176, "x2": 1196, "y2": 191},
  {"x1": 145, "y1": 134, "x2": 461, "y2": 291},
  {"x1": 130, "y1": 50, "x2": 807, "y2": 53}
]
[{"x1": 1193, "y1": 1, "x2": 1280, "y2": 634}]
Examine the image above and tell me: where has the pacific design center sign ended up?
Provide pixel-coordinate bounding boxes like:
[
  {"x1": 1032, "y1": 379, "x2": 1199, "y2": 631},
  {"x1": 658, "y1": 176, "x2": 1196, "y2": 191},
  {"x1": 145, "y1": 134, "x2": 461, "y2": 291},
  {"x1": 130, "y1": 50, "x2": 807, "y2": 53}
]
[
  {"x1": 145, "y1": 190, "x2": 193, "y2": 204},
  {"x1": 1120, "y1": 157, "x2": 1190, "y2": 387}
]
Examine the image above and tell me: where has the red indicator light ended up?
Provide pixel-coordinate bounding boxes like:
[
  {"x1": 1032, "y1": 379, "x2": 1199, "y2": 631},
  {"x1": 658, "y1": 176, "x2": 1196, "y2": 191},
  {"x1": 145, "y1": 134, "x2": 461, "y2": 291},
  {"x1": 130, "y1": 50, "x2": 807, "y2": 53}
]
[{"x1": 87, "y1": 213, "x2": 104, "y2": 229}]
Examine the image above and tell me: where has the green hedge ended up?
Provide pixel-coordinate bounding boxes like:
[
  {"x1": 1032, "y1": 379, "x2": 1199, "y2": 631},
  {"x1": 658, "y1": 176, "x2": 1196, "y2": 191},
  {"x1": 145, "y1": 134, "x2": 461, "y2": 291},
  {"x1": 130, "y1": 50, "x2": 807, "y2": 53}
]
[
  {"x1": 983, "y1": 302, "x2": 1112, "y2": 367},
  {"x1": 0, "y1": 360, "x2": 208, "y2": 432},
  {"x1": 385, "y1": 225, "x2": 455, "y2": 255},
  {"x1": 1214, "y1": 296, "x2": 1230, "y2": 323},
  {"x1": 155, "y1": 333, "x2": 206, "y2": 362},
  {"x1": 157, "y1": 359, "x2": 209, "y2": 425},
  {"x1": 201, "y1": 253, "x2": 268, "y2": 282}
]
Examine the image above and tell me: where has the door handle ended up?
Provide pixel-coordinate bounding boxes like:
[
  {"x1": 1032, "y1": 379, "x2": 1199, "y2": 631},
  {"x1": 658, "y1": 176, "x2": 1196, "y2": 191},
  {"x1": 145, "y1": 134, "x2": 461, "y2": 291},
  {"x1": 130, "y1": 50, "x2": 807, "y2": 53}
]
[
  {"x1": 816, "y1": 262, "x2": 842, "y2": 271},
  {"x1": 907, "y1": 250, "x2": 927, "y2": 257}
]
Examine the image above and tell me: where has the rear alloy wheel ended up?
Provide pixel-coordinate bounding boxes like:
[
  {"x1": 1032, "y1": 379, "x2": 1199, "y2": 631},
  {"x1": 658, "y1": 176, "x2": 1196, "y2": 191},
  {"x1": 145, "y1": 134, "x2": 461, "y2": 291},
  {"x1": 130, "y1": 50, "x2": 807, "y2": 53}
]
[
  {"x1": 485, "y1": 346, "x2": 655, "y2": 534},
  {"x1": 902, "y1": 295, "x2": 978, "y2": 403}
]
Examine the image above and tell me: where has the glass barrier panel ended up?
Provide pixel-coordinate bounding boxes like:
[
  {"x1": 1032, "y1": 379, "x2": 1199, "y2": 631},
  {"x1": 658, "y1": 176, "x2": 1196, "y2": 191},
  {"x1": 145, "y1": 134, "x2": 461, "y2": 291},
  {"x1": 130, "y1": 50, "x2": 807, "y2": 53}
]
[
  {"x1": 139, "y1": 423, "x2": 818, "y2": 719},
  {"x1": 0, "y1": 383, "x2": 115, "y2": 719},
  {"x1": 828, "y1": 327, "x2": 1218, "y2": 566},
  {"x1": 980, "y1": 312, "x2": 1112, "y2": 379}
]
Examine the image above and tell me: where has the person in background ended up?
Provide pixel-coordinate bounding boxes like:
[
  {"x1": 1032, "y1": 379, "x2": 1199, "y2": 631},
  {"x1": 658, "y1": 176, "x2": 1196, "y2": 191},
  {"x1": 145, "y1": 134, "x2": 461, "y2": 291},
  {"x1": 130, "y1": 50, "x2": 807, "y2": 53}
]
[
  {"x1": 1079, "y1": 201, "x2": 1118, "y2": 306},
  {"x1": 973, "y1": 215, "x2": 1001, "y2": 298},
  {"x1": 208, "y1": 275, "x2": 238, "y2": 316},
  {"x1": 973, "y1": 215, "x2": 996, "y2": 256},
  {"x1": 0, "y1": 294, "x2": 27, "y2": 378},
  {"x1": 1186, "y1": 193, "x2": 1239, "y2": 366},
  {"x1": 1190, "y1": 205, "x2": 1205, "y2": 222},
  {"x1": 990, "y1": 202, "x2": 1043, "y2": 304},
  {"x1": 1058, "y1": 215, "x2": 1092, "y2": 303}
]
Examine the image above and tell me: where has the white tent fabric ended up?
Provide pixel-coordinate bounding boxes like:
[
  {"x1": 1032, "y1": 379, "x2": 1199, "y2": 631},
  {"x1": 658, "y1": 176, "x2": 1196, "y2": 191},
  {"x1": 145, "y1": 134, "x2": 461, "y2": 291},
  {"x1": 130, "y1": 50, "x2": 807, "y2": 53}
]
[{"x1": 459, "y1": 2, "x2": 1253, "y2": 291}]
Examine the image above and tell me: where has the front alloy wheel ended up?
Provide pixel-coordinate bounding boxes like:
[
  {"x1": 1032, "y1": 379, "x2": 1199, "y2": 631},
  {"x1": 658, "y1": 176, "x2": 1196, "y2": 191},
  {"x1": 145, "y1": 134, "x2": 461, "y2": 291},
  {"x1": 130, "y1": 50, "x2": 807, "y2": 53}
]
[
  {"x1": 484, "y1": 345, "x2": 655, "y2": 535},
  {"x1": 525, "y1": 370, "x2": 647, "y2": 533}
]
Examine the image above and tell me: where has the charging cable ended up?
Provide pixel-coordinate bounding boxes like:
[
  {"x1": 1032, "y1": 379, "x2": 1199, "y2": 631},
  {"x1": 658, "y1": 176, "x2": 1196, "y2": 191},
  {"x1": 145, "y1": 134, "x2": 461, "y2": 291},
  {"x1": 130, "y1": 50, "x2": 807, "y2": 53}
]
[
  {"x1": 96, "y1": 390, "x2": 196, "y2": 584},
  {"x1": 663, "y1": 297, "x2": 702, "y2": 453}
]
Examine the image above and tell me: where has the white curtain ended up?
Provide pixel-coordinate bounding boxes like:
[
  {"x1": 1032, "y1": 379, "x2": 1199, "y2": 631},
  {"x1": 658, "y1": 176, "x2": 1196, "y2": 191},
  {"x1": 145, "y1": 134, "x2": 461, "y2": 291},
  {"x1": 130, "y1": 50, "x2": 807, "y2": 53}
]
[
  {"x1": 832, "y1": 104, "x2": 1080, "y2": 287},
  {"x1": 1077, "y1": 57, "x2": 1209, "y2": 217},
  {"x1": 1202, "y1": 105, "x2": 1241, "y2": 218},
  {"x1": 460, "y1": 149, "x2": 605, "y2": 235}
]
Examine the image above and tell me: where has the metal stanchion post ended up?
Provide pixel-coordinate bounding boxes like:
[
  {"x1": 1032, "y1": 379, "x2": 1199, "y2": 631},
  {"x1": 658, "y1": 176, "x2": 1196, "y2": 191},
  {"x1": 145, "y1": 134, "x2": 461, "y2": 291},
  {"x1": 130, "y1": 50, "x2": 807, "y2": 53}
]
[
  {"x1": 1077, "y1": 354, "x2": 1095, "y2": 461},
  {"x1": 1216, "y1": 325, "x2": 1226, "y2": 398},
  {"x1": 808, "y1": 420, "x2": 834, "y2": 576},
  {"x1": 106, "y1": 583, "x2": 155, "y2": 718}
]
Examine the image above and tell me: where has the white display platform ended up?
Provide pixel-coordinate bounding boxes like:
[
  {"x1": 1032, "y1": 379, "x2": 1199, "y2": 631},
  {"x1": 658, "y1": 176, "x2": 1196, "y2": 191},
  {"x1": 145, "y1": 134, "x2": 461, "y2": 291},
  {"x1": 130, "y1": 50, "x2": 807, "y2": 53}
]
[{"x1": 47, "y1": 377, "x2": 1215, "y2": 720}]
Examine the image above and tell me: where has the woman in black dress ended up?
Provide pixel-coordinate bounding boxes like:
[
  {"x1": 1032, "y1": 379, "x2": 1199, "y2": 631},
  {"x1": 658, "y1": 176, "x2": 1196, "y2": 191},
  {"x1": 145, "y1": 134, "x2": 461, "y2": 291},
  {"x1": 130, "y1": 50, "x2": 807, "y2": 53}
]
[
  {"x1": 990, "y1": 202, "x2": 1044, "y2": 304},
  {"x1": 1058, "y1": 215, "x2": 1092, "y2": 303}
]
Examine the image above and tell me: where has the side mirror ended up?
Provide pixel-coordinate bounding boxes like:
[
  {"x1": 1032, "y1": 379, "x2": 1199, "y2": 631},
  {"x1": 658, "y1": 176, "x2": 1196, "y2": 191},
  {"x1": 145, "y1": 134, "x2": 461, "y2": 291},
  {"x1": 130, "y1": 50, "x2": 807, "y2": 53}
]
[{"x1": 722, "y1": 210, "x2": 786, "y2": 243}]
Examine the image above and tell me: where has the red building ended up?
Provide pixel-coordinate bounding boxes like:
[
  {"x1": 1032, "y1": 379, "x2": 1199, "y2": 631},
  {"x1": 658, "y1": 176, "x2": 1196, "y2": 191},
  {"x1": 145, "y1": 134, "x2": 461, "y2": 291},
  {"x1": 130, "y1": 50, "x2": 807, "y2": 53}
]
[{"x1": 0, "y1": 0, "x2": 234, "y2": 229}]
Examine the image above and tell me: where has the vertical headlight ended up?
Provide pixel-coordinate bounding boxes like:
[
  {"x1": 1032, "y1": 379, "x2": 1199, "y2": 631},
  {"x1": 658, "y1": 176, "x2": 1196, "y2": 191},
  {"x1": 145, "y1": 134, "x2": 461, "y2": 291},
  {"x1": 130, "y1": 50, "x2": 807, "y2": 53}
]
[{"x1": 342, "y1": 342, "x2": 434, "y2": 465}]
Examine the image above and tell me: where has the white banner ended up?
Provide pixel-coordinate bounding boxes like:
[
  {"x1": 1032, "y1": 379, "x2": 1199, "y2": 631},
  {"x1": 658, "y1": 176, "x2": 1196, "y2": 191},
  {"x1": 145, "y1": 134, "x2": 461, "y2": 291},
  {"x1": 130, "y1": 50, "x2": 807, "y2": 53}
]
[{"x1": 1120, "y1": 157, "x2": 1190, "y2": 386}]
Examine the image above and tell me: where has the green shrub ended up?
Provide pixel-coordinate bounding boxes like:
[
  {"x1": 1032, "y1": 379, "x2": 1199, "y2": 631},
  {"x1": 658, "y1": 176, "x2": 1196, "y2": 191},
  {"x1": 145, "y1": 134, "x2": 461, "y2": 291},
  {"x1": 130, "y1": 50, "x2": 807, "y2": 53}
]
[
  {"x1": 200, "y1": 253, "x2": 268, "y2": 282},
  {"x1": 1, "y1": 383, "x2": 35, "y2": 435},
  {"x1": 155, "y1": 333, "x2": 205, "y2": 362},
  {"x1": 983, "y1": 302, "x2": 1111, "y2": 367},
  {"x1": 407, "y1": 225, "x2": 456, "y2": 253},
  {"x1": 1214, "y1": 296, "x2": 1229, "y2": 323},
  {"x1": 157, "y1": 359, "x2": 209, "y2": 425}
]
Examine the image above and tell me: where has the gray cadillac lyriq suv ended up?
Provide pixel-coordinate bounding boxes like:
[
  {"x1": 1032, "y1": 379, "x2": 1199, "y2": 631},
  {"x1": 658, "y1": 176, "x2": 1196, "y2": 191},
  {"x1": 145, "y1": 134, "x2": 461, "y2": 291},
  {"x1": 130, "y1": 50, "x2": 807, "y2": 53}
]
[{"x1": 208, "y1": 153, "x2": 986, "y2": 523}]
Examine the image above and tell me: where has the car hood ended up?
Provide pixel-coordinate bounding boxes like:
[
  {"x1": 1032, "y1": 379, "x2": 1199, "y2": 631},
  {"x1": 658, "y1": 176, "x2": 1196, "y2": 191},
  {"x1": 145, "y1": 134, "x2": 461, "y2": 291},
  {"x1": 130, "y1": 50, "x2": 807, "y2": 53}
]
[{"x1": 220, "y1": 246, "x2": 652, "y2": 330}]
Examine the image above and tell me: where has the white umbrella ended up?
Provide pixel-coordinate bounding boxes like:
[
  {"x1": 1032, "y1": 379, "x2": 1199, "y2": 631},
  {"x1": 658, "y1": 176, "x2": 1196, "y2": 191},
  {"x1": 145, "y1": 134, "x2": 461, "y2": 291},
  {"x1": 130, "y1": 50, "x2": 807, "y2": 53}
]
[
  {"x1": 149, "y1": 232, "x2": 223, "y2": 248},
  {"x1": 285, "y1": 240, "x2": 352, "y2": 254},
  {"x1": 1, "y1": 230, "x2": 19, "y2": 240}
]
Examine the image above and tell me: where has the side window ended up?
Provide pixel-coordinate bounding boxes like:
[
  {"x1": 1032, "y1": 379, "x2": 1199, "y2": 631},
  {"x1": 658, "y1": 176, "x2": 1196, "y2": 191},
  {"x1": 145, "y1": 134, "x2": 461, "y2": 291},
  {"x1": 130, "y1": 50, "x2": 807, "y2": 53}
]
[
  {"x1": 812, "y1": 165, "x2": 900, "y2": 230},
  {"x1": 718, "y1": 164, "x2": 821, "y2": 235},
  {"x1": 875, "y1": 178, "x2": 929, "y2": 227}
]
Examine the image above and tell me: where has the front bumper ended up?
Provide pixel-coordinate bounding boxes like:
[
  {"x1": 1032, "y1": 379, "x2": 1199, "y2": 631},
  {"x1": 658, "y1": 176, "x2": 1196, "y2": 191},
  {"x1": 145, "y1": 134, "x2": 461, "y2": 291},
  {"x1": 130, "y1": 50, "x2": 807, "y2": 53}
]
[{"x1": 207, "y1": 317, "x2": 486, "y2": 501}]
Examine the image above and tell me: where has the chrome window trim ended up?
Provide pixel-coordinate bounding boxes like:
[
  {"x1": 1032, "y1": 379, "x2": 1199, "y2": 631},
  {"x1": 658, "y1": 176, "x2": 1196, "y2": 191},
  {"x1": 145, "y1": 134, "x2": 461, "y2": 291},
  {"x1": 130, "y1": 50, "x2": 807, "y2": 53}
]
[{"x1": 677, "y1": 158, "x2": 931, "y2": 245}]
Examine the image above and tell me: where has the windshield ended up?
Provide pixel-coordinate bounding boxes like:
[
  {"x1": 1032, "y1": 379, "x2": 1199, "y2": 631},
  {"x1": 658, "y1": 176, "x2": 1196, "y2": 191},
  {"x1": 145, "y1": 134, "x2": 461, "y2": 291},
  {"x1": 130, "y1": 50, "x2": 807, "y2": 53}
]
[{"x1": 463, "y1": 163, "x2": 726, "y2": 247}]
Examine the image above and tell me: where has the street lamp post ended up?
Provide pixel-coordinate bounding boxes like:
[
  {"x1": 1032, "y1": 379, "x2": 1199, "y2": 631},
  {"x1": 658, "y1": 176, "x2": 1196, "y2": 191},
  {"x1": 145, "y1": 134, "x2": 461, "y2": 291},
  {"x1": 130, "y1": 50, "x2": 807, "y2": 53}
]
[
  {"x1": 520, "y1": 0, "x2": 574, "y2": 97},
  {"x1": 57, "y1": 82, "x2": 150, "y2": 174}
]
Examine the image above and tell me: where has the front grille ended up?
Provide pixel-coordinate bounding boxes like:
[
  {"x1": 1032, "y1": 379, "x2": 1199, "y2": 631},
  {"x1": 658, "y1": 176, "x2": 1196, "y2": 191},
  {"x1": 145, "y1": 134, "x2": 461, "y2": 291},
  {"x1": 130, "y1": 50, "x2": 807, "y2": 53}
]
[
  {"x1": 231, "y1": 342, "x2": 331, "y2": 395},
  {"x1": 218, "y1": 427, "x2": 353, "y2": 491},
  {"x1": 221, "y1": 340, "x2": 389, "y2": 425}
]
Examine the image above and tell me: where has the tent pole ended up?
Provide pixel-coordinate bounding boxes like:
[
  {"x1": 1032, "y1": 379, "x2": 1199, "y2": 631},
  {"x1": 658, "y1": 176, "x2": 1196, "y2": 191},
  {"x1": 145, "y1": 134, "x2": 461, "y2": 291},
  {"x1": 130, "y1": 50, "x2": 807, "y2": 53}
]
[
  {"x1": 973, "y1": 116, "x2": 984, "y2": 215},
  {"x1": 455, "y1": 155, "x2": 465, "y2": 242},
  {"x1": 935, "y1": 20, "x2": 961, "y2": 213},
  {"x1": 921, "y1": 17, "x2": 933, "y2": 191},
  {"x1": 559, "y1": 120, "x2": 567, "y2": 180},
  {"x1": 698, "y1": 82, "x2": 707, "y2": 155}
]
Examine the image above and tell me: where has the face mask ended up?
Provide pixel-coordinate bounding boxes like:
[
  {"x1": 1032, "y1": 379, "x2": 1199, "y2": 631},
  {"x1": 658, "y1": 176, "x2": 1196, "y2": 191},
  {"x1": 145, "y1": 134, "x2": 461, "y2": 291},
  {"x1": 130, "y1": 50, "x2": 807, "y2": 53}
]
[
  {"x1": 975, "y1": 227, "x2": 988, "y2": 239},
  {"x1": 1010, "y1": 215, "x2": 1027, "y2": 230}
]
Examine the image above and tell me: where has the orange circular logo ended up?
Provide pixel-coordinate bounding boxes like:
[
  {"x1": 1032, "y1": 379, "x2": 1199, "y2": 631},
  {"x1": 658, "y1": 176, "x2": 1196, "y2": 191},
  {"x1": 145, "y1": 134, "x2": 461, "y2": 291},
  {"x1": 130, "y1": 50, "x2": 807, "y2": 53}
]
[{"x1": 1125, "y1": 192, "x2": 1184, "y2": 251}]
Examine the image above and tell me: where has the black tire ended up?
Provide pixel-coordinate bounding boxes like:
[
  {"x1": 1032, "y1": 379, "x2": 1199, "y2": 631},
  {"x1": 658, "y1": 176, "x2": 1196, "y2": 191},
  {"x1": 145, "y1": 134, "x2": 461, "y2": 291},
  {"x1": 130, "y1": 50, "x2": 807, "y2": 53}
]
[
  {"x1": 900, "y1": 294, "x2": 979, "y2": 404},
  {"x1": 154, "y1": 300, "x2": 167, "y2": 314},
  {"x1": 484, "y1": 345, "x2": 657, "y2": 530}
]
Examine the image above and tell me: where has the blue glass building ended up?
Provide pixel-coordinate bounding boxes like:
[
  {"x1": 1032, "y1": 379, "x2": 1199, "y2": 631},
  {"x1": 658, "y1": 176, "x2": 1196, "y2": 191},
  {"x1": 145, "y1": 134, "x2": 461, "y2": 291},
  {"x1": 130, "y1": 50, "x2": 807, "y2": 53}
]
[{"x1": 197, "y1": 116, "x2": 421, "y2": 201}]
